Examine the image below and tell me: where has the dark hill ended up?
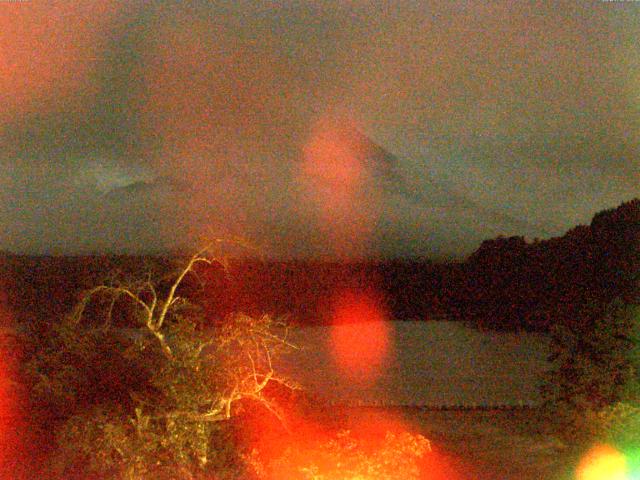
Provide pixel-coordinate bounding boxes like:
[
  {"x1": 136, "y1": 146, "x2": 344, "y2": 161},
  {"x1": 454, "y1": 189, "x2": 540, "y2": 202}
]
[{"x1": 450, "y1": 198, "x2": 639, "y2": 331}]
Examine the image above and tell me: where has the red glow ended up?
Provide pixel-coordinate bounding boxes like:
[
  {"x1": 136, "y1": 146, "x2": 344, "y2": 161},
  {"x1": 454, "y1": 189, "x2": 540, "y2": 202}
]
[
  {"x1": 576, "y1": 444, "x2": 629, "y2": 480},
  {"x1": 348, "y1": 407, "x2": 410, "y2": 439},
  {"x1": 329, "y1": 290, "x2": 391, "y2": 384},
  {"x1": 299, "y1": 115, "x2": 379, "y2": 257},
  {"x1": 347, "y1": 410, "x2": 466, "y2": 480},
  {"x1": 242, "y1": 404, "x2": 468, "y2": 480},
  {"x1": 140, "y1": 14, "x2": 290, "y2": 180},
  {"x1": 235, "y1": 384, "x2": 471, "y2": 479},
  {"x1": 0, "y1": 348, "x2": 14, "y2": 472},
  {"x1": 0, "y1": 290, "x2": 23, "y2": 476},
  {"x1": 302, "y1": 118, "x2": 366, "y2": 205}
]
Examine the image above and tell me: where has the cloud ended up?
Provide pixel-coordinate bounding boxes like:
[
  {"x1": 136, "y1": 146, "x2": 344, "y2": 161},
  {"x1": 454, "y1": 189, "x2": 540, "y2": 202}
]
[{"x1": 0, "y1": 2, "x2": 638, "y2": 256}]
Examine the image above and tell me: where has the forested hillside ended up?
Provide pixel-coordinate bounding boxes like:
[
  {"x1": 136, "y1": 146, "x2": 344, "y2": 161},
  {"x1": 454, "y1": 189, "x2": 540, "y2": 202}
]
[{"x1": 450, "y1": 198, "x2": 639, "y2": 331}]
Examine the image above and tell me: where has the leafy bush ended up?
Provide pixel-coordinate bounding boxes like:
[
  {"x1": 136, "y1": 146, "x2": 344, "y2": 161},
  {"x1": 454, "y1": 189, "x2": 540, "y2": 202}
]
[
  {"x1": 596, "y1": 401, "x2": 640, "y2": 447},
  {"x1": 541, "y1": 299, "x2": 640, "y2": 443},
  {"x1": 23, "y1": 247, "x2": 296, "y2": 479}
]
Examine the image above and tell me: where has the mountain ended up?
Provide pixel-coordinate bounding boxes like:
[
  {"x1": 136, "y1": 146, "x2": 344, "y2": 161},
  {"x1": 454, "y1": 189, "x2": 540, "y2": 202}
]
[
  {"x1": 102, "y1": 175, "x2": 192, "y2": 200},
  {"x1": 49, "y1": 125, "x2": 551, "y2": 259},
  {"x1": 358, "y1": 129, "x2": 546, "y2": 232},
  {"x1": 305, "y1": 126, "x2": 548, "y2": 258}
]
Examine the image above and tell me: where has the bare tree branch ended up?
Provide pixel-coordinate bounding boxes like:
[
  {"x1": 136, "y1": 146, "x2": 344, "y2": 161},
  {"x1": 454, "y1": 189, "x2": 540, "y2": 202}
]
[
  {"x1": 48, "y1": 240, "x2": 299, "y2": 476},
  {"x1": 155, "y1": 250, "x2": 213, "y2": 331}
]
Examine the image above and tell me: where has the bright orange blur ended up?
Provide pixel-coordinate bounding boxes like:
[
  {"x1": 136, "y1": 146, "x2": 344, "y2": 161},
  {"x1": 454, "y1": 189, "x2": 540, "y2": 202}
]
[
  {"x1": 0, "y1": 347, "x2": 13, "y2": 470},
  {"x1": 576, "y1": 444, "x2": 629, "y2": 480},
  {"x1": 234, "y1": 368, "x2": 470, "y2": 479},
  {"x1": 0, "y1": 289, "x2": 23, "y2": 476},
  {"x1": 302, "y1": 117, "x2": 367, "y2": 207},
  {"x1": 328, "y1": 289, "x2": 391, "y2": 384},
  {"x1": 240, "y1": 403, "x2": 467, "y2": 480},
  {"x1": 348, "y1": 409, "x2": 466, "y2": 480},
  {"x1": 140, "y1": 13, "x2": 291, "y2": 180},
  {"x1": 347, "y1": 407, "x2": 411, "y2": 440},
  {"x1": 300, "y1": 115, "x2": 379, "y2": 257}
]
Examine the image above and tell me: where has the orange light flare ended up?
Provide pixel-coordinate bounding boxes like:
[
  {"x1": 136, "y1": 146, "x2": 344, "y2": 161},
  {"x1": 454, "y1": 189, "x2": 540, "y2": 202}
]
[
  {"x1": 328, "y1": 288, "x2": 392, "y2": 385},
  {"x1": 233, "y1": 393, "x2": 331, "y2": 478},
  {"x1": 233, "y1": 361, "x2": 470, "y2": 479},
  {"x1": 299, "y1": 116, "x2": 380, "y2": 257},
  {"x1": 0, "y1": 290, "x2": 25, "y2": 476},
  {"x1": 576, "y1": 444, "x2": 630, "y2": 480},
  {"x1": 139, "y1": 14, "x2": 291, "y2": 185},
  {"x1": 242, "y1": 404, "x2": 468, "y2": 480},
  {"x1": 346, "y1": 408, "x2": 467, "y2": 480},
  {"x1": 302, "y1": 119, "x2": 366, "y2": 211},
  {"x1": 138, "y1": 13, "x2": 300, "y2": 245}
]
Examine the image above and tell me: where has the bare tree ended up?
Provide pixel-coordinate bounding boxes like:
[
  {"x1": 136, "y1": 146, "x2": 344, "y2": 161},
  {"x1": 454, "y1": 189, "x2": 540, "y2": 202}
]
[{"x1": 32, "y1": 243, "x2": 297, "y2": 479}]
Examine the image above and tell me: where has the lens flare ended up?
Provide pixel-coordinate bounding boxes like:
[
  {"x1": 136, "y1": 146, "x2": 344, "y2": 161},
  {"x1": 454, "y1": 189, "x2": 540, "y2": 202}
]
[
  {"x1": 577, "y1": 444, "x2": 629, "y2": 480},
  {"x1": 247, "y1": 408, "x2": 438, "y2": 480},
  {"x1": 0, "y1": 349, "x2": 14, "y2": 471},
  {"x1": 235, "y1": 357, "x2": 469, "y2": 480},
  {"x1": 299, "y1": 115, "x2": 379, "y2": 258},
  {"x1": 328, "y1": 289, "x2": 391, "y2": 384},
  {"x1": 0, "y1": 291, "x2": 23, "y2": 477},
  {"x1": 302, "y1": 118, "x2": 367, "y2": 206}
]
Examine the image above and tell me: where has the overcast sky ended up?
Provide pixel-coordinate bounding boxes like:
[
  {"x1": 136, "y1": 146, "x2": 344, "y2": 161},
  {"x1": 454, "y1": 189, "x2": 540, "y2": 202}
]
[{"x1": 1, "y1": 1, "x2": 638, "y2": 258}]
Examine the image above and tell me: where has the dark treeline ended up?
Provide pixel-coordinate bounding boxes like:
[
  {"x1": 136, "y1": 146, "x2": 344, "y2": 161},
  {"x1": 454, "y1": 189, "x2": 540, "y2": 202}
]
[
  {"x1": 449, "y1": 198, "x2": 640, "y2": 332},
  {"x1": 1, "y1": 198, "x2": 637, "y2": 332},
  {"x1": 193, "y1": 258, "x2": 454, "y2": 324},
  {"x1": 0, "y1": 253, "x2": 453, "y2": 328}
]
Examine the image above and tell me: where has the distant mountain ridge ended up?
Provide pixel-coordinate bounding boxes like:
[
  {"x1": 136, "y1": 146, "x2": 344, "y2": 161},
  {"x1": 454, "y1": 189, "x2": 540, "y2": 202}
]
[{"x1": 356, "y1": 129, "x2": 549, "y2": 235}]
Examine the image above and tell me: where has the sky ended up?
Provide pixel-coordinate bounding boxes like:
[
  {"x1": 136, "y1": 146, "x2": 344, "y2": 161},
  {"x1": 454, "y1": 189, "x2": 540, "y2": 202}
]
[{"x1": 1, "y1": 1, "x2": 639, "y2": 259}]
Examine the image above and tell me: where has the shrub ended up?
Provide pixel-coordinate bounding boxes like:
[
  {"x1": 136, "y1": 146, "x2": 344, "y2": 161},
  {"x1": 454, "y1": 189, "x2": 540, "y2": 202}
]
[
  {"x1": 541, "y1": 299, "x2": 640, "y2": 443},
  {"x1": 596, "y1": 401, "x2": 640, "y2": 447},
  {"x1": 23, "y1": 246, "x2": 296, "y2": 479}
]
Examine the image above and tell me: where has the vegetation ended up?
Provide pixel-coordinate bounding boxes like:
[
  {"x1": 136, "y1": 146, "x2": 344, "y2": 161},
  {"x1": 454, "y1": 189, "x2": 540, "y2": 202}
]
[
  {"x1": 23, "y1": 245, "x2": 297, "y2": 479},
  {"x1": 16, "y1": 245, "x2": 436, "y2": 480},
  {"x1": 453, "y1": 198, "x2": 639, "y2": 332},
  {"x1": 541, "y1": 300, "x2": 640, "y2": 443},
  {"x1": 249, "y1": 429, "x2": 431, "y2": 480},
  {"x1": 537, "y1": 202, "x2": 639, "y2": 451},
  {"x1": 3, "y1": 197, "x2": 637, "y2": 477}
]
